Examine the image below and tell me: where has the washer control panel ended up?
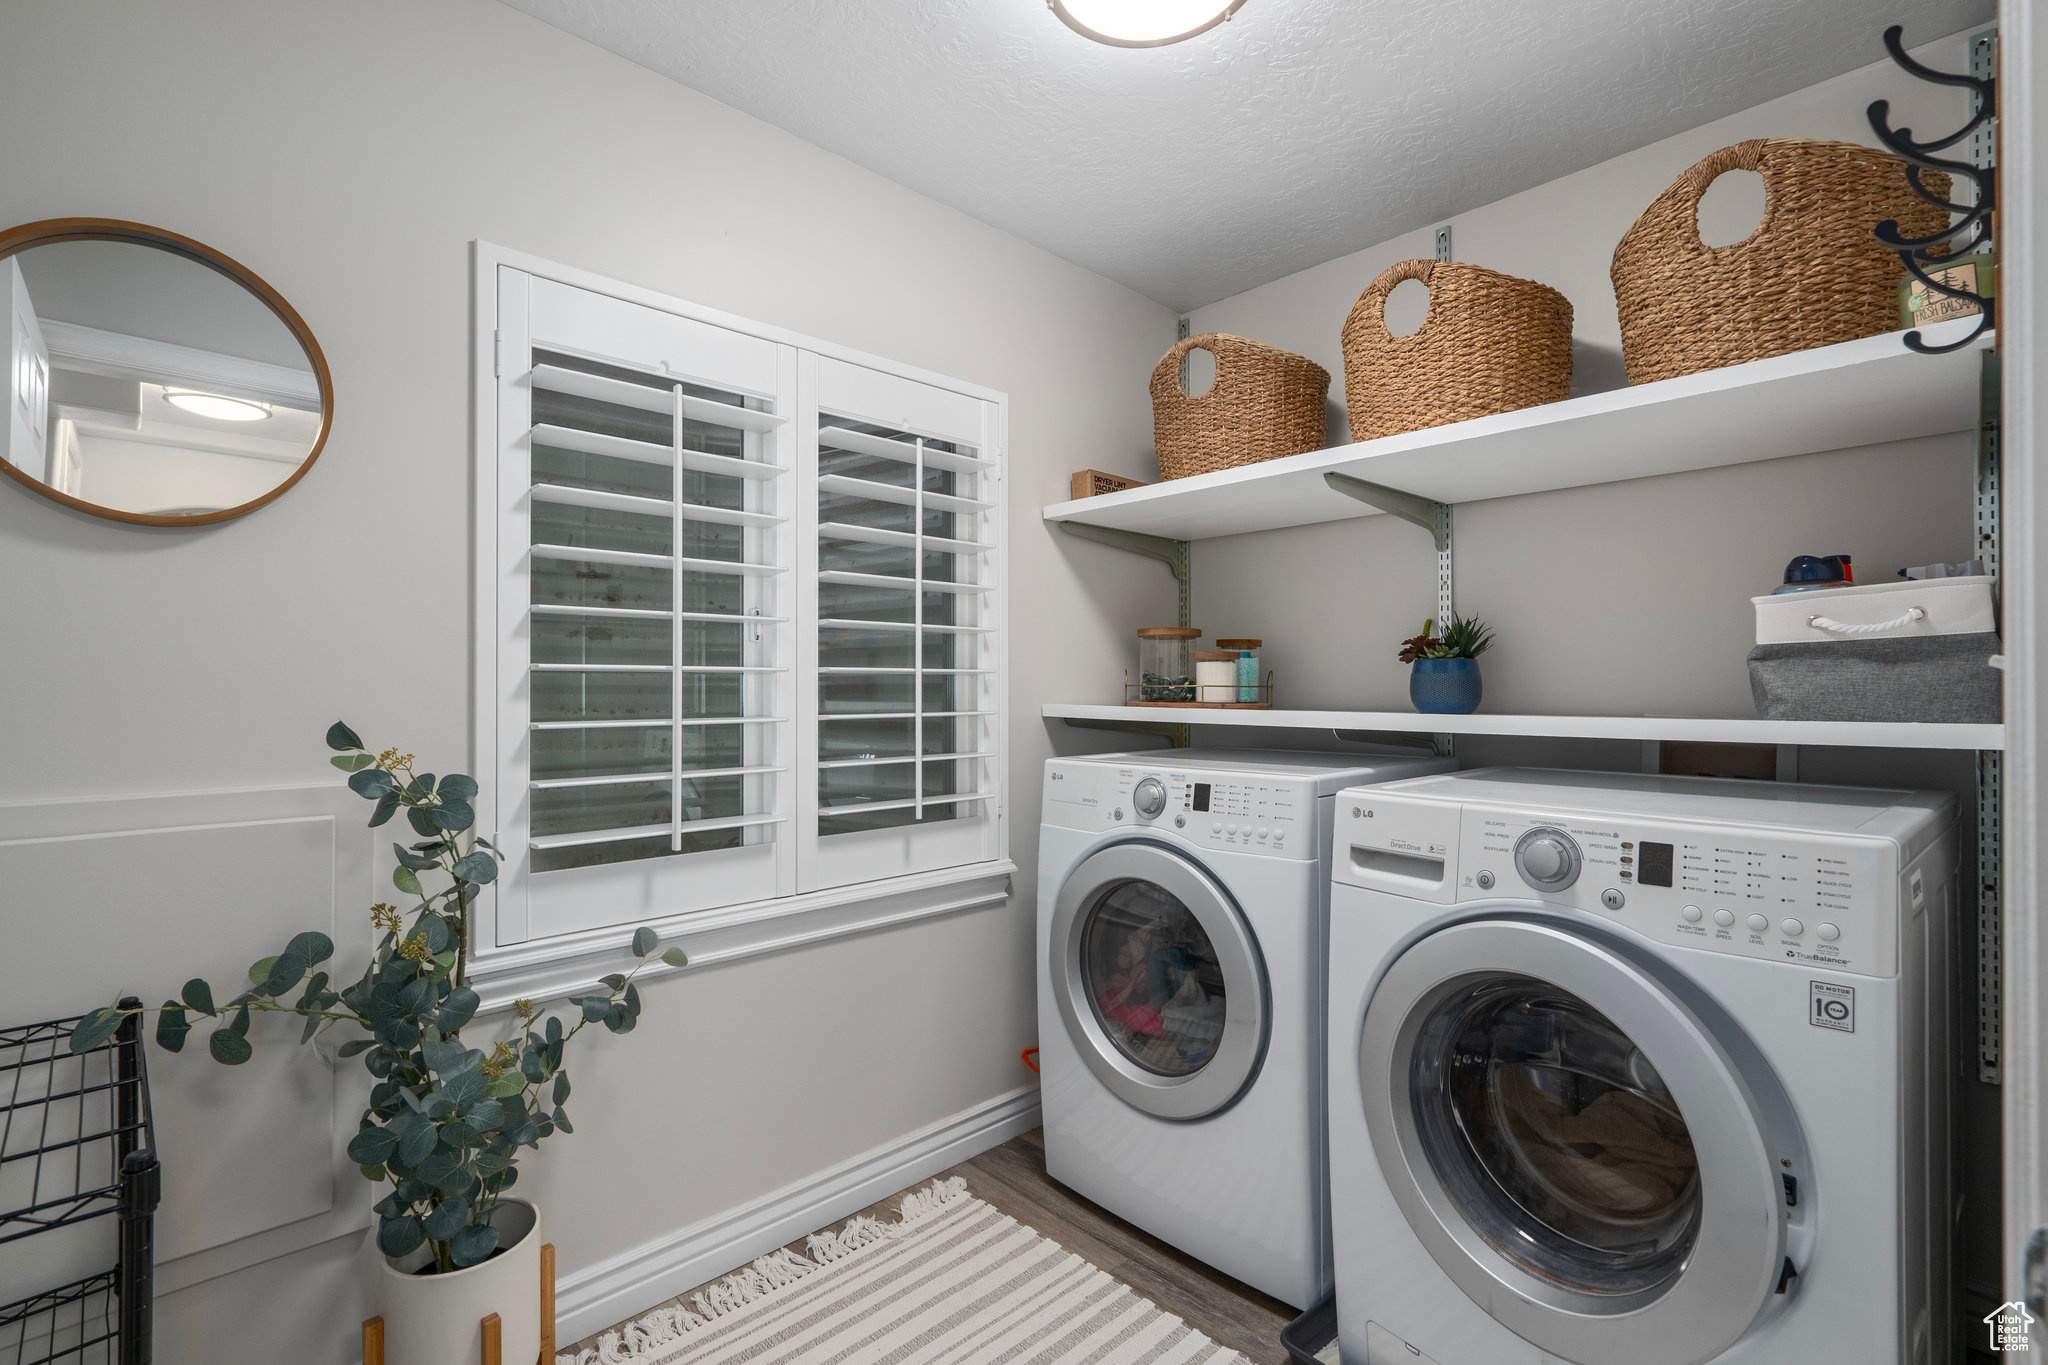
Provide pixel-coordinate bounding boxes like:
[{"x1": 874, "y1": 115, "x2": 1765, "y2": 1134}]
[
  {"x1": 1044, "y1": 762, "x2": 1314, "y2": 858},
  {"x1": 1467, "y1": 808, "x2": 1894, "y2": 977},
  {"x1": 1337, "y1": 795, "x2": 1901, "y2": 978}
]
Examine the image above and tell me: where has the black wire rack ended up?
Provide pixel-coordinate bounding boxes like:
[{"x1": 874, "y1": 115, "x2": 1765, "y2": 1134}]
[{"x1": 0, "y1": 1001, "x2": 158, "y2": 1365}]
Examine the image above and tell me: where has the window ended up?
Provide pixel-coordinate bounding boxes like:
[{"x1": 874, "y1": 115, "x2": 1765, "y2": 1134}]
[
  {"x1": 803, "y1": 356, "x2": 1002, "y2": 890},
  {"x1": 487, "y1": 263, "x2": 1004, "y2": 945}
]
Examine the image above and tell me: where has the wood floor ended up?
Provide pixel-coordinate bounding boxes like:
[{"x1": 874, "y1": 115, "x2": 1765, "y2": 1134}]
[{"x1": 564, "y1": 1127, "x2": 1299, "y2": 1363}]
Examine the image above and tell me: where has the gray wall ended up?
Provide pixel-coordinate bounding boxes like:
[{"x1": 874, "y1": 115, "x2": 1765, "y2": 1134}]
[
  {"x1": 0, "y1": 2, "x2": 1174, "y2": 1360},
  {"x1": 1175, "y1": 24, "x2": 2002, "y2": 1334},
  {"x1": 1184, "y1": 28, "x2": 1984, "y2": 720}
]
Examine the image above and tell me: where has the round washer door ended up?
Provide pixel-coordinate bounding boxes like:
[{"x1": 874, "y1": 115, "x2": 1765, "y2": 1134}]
[
  {"x1": 1049, "y1": 842, "x2": 1268, "y2": 1120},
  {"x1": 1359, "y1": 918, "x2": 1788, "y2": 1365}
]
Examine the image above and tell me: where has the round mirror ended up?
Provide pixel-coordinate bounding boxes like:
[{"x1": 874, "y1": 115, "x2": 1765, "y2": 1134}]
[{"x1": 0, "y1": 219, "x2": 330, "y2": 525}]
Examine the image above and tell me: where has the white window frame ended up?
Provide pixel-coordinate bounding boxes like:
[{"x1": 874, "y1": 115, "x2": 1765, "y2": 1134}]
[
  {"x1": 496, "y1": 267, "x2": 798, "y2": 941},
  {"x1": 468, "y1": 243, "x2": 1011, "y2": 993},
  {"x1": 801, "y1": 353, "x2": 1004, "y2": 891}
]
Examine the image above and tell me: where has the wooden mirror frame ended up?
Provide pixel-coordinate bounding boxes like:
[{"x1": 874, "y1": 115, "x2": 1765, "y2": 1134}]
[{"x1": 0, "y1": 217, "x2": 333, "y2": 527}]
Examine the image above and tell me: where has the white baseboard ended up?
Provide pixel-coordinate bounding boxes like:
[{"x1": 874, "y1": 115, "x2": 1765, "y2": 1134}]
[{"x1": 554, "y1": 1084, "x2": 1043, "y2": 1346}]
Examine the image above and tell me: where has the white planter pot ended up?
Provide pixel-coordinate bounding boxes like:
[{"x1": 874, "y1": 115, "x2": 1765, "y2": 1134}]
[{"x1": 378, "y1": 1199, "x2": 542, "y2": 1365}]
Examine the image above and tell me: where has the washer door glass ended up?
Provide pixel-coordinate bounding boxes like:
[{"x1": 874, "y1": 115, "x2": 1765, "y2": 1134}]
[
  {"x1": 1357, "y1": 918, "x2": 1793, "y2": 1365},
  {"x1": 1049, "y1": 842, "x2": 1268, "y2": 1121},
  {"x1": 1081, "y1": 879, "x2": 1229, "y2": 1077},
  {"x1": 1412, "y1": 975, "x2": 1701, "y2": 1297}
]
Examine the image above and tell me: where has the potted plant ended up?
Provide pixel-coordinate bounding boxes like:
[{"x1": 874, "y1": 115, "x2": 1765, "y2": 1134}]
[
  {"x1": 68, "y1": 723, "x2": 683, "y2": 1365},
  {"x1": 1398, "y1": 615, "x2": 1496, "y2": 714}
]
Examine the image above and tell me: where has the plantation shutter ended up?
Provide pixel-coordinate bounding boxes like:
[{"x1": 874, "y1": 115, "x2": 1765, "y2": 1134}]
[
  {"x1": 495, "y1": 272, "x2": 798, "y2": 940},
  {"x1": 800, "y1": 354, "x2": 1002, "y2": 888}
]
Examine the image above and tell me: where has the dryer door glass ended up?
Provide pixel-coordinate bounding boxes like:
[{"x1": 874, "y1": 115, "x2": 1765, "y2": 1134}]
[
  {"x1": 1409, "y1": 974, "x2": 1701, "y2": 1297},
  {"x1": 1049, "y1": 842, "x2": 1268, "y2": 1121},
  {"x1": 1080, "y1": 879, "x2": 1228, "y2": 1077}
]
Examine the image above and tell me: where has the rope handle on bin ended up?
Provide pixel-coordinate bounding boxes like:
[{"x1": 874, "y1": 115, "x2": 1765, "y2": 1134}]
[{"x1": 1808, "y1": 607, "x2": 1925, "y2": 635}]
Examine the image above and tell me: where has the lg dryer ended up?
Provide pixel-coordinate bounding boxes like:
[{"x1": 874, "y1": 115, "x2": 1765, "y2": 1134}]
[{"x1": 1038, "y1": 748, "x2": 1452, "y2": 1308}]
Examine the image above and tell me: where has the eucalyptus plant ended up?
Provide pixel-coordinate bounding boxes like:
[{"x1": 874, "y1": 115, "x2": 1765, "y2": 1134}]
[{"x1": 69, "y1": 722, "x2": 684, "y2": 1274}]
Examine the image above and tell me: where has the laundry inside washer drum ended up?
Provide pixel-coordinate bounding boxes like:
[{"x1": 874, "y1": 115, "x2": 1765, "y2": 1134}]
[
  {"x1": 1411, "y1": 976, "x2": 1704, "y2": 1298},
  {"x1": 1082, "y1": 879, "x2": 1230, "y2": 1077}
]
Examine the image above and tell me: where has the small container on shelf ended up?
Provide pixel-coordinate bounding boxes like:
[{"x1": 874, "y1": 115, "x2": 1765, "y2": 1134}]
[
  {"x1": 1215, "y1": 638, "x2": 1261, "y2": 702},
  {"x1": 1124, "y1": 669, "x2": 1277, "y2": 708},
  {"x1": 1195, "y1": 651, "x2": 1239, "y2": 703},
  {"x1": 1136, "y1": 627, "x2": 1202, "y2": 702}
]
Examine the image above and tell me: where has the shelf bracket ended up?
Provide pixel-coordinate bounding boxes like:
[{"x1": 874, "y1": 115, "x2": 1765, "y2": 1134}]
[
  {"x1": 1056, "y1": 522, "x2": 1193, "y2": 747},
  {"x1": 1324, "y1": 471, "x2": 1453, "y2": 616},
  {"x1": 1057, "y1": 522, "x2": 1191, "y2": 625},
  {"x1": 1326, "y1": 471, "x2": 1457, "y2": 756},
  {"x1": 1324, "y1": 471, "x2": 1449, "y2": 553}
]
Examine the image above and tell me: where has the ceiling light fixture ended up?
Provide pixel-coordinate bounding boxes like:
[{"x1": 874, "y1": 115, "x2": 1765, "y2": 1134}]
[
  {"x1": 163, "y1": 390, "x2": 272, "y2": 422},
  {"x1": 1049, "y1": 0, "x2": 1247, "y2": 48}
]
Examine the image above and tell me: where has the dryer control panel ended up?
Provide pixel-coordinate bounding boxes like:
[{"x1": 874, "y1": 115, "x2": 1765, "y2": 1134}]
[
  {"x1": 1338, "y1": 796, "x2": 1907, "y2": 978},
  {"x1": 1044, "y1": 762, "x2": 1316, "y2": 859}
]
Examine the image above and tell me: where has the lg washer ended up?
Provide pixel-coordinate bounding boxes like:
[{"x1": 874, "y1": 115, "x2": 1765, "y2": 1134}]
[{"x1": 1326, "y1": 768, "x2": 1958, "y2": 1365}]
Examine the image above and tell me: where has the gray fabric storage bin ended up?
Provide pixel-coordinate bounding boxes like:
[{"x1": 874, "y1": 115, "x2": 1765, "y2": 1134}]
[{"x1": 1747, "y1": 632, "x2": 2001, "y2": 723}]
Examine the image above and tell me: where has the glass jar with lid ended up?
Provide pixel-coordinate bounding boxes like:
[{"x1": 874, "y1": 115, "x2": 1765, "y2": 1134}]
[
  {"x1": 1136, "y1": 627, "x2": 1202, "y2": 702},
  {"x1": 1194, "y1": 650, "x2": 1239, "y2": 703},
  {"x1": 1215, "y1": 638, "x2": 1262, "y2": 703}
]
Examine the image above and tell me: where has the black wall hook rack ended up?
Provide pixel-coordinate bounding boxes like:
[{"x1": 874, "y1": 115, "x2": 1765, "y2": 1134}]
[{"x1": 1867, "y1": 24, "x2": 1995, "y2": 353}]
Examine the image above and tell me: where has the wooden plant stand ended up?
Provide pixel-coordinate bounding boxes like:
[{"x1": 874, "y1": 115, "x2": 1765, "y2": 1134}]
[{"x1": 363, "y1": 1242, "x2": 556, "y2": 1365}]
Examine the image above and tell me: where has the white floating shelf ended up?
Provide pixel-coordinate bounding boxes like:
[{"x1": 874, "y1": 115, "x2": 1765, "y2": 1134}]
[
  {"x1": 1045, "y1": 320, "x2": 1992, "y2": 540},
  {"x1": 1042, "y1": 703, "x2": 2003, "y2": 752}
]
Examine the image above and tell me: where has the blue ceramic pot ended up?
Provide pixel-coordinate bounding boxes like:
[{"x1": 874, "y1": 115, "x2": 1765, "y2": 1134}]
[{"x1": 1410, "y1": 657, "x2": 1482, "y2": 714}]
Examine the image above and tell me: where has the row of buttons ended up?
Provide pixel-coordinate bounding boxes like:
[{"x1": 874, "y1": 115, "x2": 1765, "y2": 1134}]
[
  {"x1": 1680, "y1": 904, "x2": 1840, "y2": 940},
  {"x1": 1110, "y1": 803, "x2": 1287, "y2": 846}
]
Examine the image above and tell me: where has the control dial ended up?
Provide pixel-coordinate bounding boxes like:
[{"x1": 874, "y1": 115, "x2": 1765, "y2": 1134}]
[
  {"x1": 1514, "y1": 827, "x2": 1583, "y2": 892},
  {"x1": 1133, "y1": 777, "x2": 1168, "y2": 819}
]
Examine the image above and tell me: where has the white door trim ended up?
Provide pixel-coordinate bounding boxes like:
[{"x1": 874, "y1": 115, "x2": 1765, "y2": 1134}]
[{"x1": 1999, "y1": 0, "x2": 2046, "y2": 1333}]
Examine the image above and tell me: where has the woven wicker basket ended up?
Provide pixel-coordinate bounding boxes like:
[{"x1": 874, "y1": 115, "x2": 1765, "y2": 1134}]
[
  {"x1": 1340, "y1": 260, "x2": 1574, "y2": 442},
  {"x1": 1150, "y1": 334, "x2": 1330, "y2": 480},
  {"x1": 1611, "y1": 138, "x2": 1952, "y2": 385}
]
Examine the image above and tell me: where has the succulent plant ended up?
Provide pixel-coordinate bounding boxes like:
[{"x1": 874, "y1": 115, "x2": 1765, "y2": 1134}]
[{"x1": 1397, "y1": 614, "x2": 1496, "y2": 663}]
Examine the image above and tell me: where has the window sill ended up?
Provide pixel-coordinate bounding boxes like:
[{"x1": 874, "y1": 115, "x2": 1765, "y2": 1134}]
[{"x1": 466, "y1": 860, "x2": 1017, "y2": 1013}]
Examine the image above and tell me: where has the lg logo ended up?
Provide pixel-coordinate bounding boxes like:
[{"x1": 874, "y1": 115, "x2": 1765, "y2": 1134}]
[{"x1": 1351, "y1": 807, "x2": 1375, "y2": 819}]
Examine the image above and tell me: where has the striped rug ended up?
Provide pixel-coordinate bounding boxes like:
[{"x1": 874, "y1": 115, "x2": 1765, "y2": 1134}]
[{"x1": 559, "y1": 1178, "x2": 1252, "y2": 1365}]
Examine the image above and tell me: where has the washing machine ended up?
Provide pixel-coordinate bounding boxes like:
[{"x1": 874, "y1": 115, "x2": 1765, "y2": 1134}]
[
  {"x1": 1038, "y1": 748, "x2": 1454, "y2": 1308},
  {"x1": 1326, "y1": 768, "x2": 1958, "y2": 1365}
]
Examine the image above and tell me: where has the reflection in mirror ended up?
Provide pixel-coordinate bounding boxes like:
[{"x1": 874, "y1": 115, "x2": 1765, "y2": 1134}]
[{"x1": 2, "y1": 233, "x2": 325, "y2": 522}]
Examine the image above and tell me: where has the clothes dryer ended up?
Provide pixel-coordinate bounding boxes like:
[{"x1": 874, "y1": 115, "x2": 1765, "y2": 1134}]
[{"x1": 1038, "y1": 749, "x2": 1453, "y2": 1308}]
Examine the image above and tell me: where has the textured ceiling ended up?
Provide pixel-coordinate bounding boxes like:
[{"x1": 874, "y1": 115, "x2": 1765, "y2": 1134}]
[{"x1": 501, "y1": 0, "x2": 1993, "y2": 310}]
